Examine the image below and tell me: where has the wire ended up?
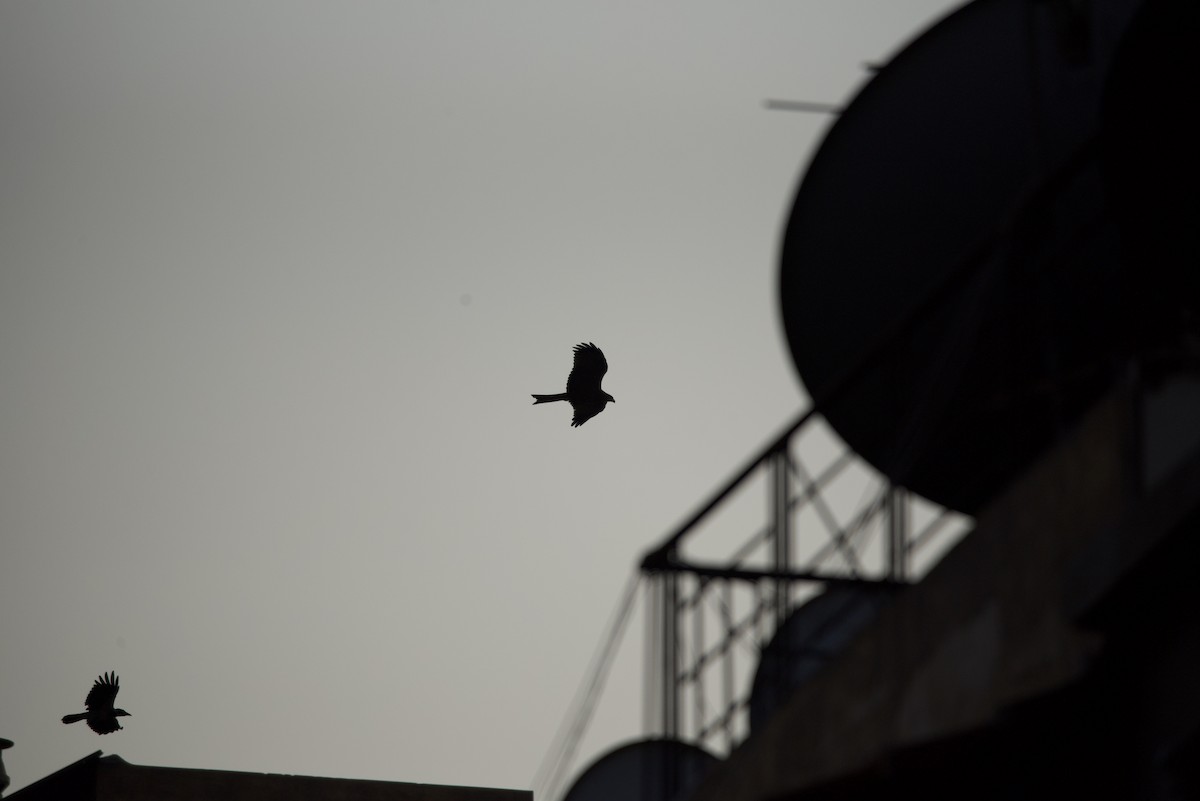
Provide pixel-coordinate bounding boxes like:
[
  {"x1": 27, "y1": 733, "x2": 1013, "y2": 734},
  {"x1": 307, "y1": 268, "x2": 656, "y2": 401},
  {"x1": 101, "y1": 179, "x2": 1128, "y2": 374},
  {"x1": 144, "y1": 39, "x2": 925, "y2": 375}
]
[{"x1": 531, "y1": 571, "x2": 642, "y2": 801}]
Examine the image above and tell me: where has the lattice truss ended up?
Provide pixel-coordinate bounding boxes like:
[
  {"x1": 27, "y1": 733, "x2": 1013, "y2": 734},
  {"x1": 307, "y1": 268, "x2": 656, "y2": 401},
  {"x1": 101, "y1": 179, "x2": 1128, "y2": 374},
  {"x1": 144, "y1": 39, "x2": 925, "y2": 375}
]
[{"x1": 640, "y1": 414, "x2": 972, "y2": 754}]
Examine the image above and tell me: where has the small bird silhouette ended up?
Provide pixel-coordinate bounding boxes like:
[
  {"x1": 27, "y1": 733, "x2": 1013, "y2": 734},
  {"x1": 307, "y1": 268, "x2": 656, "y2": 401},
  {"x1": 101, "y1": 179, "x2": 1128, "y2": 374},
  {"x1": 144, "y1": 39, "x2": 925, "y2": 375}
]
[
  {"x1": 61, "y1": 672, "x2": 131, "y2": 734},
  {"x1": 532, "y1": 342, "x2": 615, "y2": 427}
]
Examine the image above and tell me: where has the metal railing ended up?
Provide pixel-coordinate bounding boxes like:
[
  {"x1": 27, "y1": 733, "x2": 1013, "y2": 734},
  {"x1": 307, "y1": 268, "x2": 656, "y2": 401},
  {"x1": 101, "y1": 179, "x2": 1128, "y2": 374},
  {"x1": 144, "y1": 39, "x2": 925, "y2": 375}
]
[{"x1": 639, "y1": 411, "x2": 971, "y2": 752}]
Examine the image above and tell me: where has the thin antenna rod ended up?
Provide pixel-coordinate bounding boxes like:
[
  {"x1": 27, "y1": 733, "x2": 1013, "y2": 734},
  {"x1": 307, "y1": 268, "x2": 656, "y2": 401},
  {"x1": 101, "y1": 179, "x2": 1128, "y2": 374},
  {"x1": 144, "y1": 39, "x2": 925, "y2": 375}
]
[{"x1": 763, "y1": 99, "x2": 841, "y2": 114}]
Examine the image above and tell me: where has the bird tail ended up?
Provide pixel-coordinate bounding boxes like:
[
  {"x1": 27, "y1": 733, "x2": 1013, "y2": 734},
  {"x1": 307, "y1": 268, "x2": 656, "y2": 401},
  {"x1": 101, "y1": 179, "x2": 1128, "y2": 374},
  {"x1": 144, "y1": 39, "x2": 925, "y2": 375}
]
[
  {"x1": 532, "y1": 393, "x2": 569, "y2": 404},
  {"x1": 62, "y1": 713, "x2": 87, "y2": 724}
]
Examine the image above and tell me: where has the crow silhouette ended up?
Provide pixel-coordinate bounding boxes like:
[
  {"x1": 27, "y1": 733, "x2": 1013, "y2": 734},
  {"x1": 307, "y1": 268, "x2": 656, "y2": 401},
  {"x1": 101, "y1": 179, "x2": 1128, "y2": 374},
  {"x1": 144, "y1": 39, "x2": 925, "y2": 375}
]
[
  {"x1": 61, "y1": 672, "x2": 131, "y2": 734},
  {"x1": 532, "y1": 342, "x2": 615, "y2": 427}
]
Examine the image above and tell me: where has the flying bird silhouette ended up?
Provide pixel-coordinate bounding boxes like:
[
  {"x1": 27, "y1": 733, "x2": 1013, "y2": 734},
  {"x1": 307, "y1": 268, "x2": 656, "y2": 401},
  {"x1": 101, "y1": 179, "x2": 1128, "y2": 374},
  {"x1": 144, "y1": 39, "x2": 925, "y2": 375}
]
[
  {"x1": 61, "y1": 672, "x2": 131, "y2": 734},
  {"x1": 532, "y1": 342, "x2": 615, "y2": 427}
]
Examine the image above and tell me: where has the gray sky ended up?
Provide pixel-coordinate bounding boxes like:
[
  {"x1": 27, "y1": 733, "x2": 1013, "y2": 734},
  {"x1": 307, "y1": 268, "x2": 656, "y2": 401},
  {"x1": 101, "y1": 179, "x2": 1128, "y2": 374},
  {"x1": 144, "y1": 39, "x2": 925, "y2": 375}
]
[{"x1": 1, "y1": 2, "x2": 960, "y2": 795}]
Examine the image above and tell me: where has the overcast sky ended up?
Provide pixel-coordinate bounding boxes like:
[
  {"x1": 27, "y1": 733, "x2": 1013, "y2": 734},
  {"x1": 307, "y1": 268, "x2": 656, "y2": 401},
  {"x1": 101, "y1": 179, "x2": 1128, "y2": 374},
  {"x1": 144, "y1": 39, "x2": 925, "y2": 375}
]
[{"x1": 1, "y1": 2, "x2": 960, "y2": 796}]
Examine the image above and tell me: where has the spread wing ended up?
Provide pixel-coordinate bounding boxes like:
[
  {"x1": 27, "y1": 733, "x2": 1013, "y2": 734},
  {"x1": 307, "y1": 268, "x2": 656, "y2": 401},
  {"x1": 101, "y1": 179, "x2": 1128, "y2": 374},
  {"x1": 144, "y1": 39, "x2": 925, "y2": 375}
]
[
  {"x1": 566, "y1": 343, "x2": 607, "y2": 395},
  {"x1": 571, "y1": 401, "x2": 607, "y2": 427},
  {"x1": 85, "y1": 672, "x2": 119, "y2": 712}
]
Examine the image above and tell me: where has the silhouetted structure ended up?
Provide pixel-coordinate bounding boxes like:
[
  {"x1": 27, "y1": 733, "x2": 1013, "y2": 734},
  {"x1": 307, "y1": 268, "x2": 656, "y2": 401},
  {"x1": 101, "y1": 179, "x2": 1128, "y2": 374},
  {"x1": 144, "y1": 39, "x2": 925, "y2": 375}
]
[
  {"x1": 61, "y1": 673, "x2": 131, "y2": 735},
  {"x1": 1, "y1": 738, "x2": 13, "y2": 796},
  {"x1": 561, "y1": 739, "x2": 716, "y2": 801},
  {"x1": 777, "y1": 0, "x2": 1199, "y2": 515},
  {"x1": 532, "y1": 343, "x2": 615, "y2": 427},
  {"x1": 555, "y1": 0, "x2": 1200, "y2": 798},
  {"x1": 5, "y1": 753, "x2": 530, "y2": 801}
]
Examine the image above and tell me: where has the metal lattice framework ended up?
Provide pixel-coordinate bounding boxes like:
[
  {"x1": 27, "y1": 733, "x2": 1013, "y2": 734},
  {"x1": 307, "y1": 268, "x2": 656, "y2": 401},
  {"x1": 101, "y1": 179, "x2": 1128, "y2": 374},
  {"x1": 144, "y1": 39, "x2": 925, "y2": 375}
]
[{"x1": 639, "y1": 412, "x2": 972, "y2": 753}]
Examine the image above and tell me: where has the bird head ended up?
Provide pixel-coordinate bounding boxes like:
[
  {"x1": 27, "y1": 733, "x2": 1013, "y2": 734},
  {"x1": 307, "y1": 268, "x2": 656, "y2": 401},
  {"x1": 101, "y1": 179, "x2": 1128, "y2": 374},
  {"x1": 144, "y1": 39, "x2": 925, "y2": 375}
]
[{"x1": 114, "y1": 709, "x2": 132, "y2": 717}]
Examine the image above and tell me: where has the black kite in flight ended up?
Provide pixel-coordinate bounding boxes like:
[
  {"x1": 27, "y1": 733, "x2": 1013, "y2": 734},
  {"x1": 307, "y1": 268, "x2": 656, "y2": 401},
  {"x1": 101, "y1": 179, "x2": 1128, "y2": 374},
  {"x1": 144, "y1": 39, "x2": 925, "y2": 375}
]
[
  {"x1": 61, "y1": 672, "x2": 131, "y2": 734},
  {"x1": 532, "y1": 342, "x2": 615, "y2": 427}
]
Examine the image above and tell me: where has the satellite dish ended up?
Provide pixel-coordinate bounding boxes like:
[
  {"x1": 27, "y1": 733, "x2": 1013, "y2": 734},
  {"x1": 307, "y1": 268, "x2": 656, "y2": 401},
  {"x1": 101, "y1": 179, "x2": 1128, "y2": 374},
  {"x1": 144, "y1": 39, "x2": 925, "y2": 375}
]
[
  {"x1": 560, "y1": 738, "x2": 718, "y2": 801},
  {"x1": 1099, "y1": 0, "x2": 1200, "y2": 331},
  {"x1": 749, "y1": 586, "x2": 894, "y2": 734},
  {"x1": 777, "y1": 0, "x2": 1174, "y2": 513}
]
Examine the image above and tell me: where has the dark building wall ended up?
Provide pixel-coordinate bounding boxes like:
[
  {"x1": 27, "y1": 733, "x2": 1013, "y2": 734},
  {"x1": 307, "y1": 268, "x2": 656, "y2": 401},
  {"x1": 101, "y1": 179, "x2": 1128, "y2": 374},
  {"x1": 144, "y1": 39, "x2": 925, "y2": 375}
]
[{"x1": 685, "y1": 383, "x2": 1200, "y2": 800}]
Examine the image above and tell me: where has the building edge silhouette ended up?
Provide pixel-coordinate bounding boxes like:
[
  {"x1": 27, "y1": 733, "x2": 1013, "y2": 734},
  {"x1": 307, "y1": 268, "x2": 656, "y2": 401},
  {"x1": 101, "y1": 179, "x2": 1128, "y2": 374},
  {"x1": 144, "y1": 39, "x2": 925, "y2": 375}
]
[{"x1": 5, "y1": 752, "x2": 530, "y2": 801}]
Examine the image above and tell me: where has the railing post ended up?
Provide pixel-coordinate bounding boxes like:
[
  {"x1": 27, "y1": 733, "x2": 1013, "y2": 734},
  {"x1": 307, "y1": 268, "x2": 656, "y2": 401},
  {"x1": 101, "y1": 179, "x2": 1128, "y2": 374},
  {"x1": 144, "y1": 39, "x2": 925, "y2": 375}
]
[
  {"x1": 771, "y1": 444, "x2": 791, "y2": 625},
  {"x1": 661, "y1": 563, "x2": 679, "y2": 741},
  {"x1": 888, "y1": 485, "x2": 908, "y2": 581},
  {"x1": 721, "y1": 579, "x2": 735, "y2": 751}
]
